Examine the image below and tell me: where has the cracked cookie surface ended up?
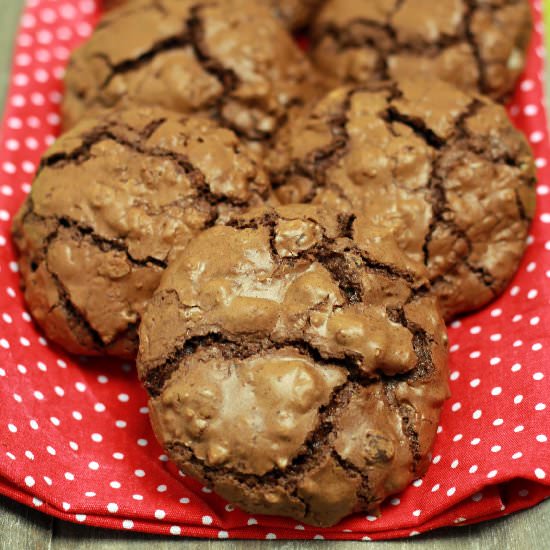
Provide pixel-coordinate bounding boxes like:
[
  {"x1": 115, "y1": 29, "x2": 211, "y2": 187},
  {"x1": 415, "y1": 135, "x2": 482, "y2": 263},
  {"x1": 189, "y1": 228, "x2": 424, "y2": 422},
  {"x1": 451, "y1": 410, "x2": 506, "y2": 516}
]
[
  {"x1": 63, "y1": 0, "x2": 321, "y2": 146},
  {"x1": 138, "y1": 204, "x2": 449, "y2": 527},
  {"x1": 268, "y1": 78, "x2": 536, "y2": 320},
  {"x1": 11, "y1": 106, "x2": 269, "y2": 359},
  {"x1": 310, "y1": 0, "x2": 532, "y2": 102}
]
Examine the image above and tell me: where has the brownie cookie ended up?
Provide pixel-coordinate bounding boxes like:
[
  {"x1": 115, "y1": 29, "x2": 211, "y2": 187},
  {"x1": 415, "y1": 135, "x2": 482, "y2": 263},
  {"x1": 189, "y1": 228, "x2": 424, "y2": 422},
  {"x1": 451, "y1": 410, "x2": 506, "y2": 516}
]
[
  {"x1": 63, "y1": 0, "x2": 321, "y2": 146},
  {"x1": 310, "y1": 0, "x2": 532, "y2": 102},
  {"x1": 138, "y1": 204, "x2": 449, "y2": 527},
  {"x1": 12, "y1": 107, "x2": 269, "y2": 359},
  {"x1": 269, "y1": 78, "x2": 536, "y2": 320}
]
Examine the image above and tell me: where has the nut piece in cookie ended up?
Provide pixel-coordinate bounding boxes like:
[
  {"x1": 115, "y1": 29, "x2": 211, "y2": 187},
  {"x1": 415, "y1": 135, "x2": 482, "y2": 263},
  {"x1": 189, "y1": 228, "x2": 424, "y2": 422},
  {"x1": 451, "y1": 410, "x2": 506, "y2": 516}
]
[
  {"x1": 63, "y1": 0, "x2": 322, "y2": 145},
  {"x1": 311, "y1": 0, "x2": 532, "y2": 102},
  {"x1": 138, "y1": 204, "x2": 449, "y2": 527},
  {"x1": 269, "y1": 77, "x2": 536, "y2": 320},
  {"x1": 11, "y1": 106, "x2": 269, "y2": 359}
]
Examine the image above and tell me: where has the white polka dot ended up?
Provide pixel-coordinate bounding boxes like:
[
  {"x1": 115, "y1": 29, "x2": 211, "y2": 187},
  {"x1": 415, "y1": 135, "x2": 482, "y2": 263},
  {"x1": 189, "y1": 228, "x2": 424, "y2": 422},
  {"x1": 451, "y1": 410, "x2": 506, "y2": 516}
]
[
  {"x1": 487, "y1": 470, "x2": 498, "y2": 479},
  {"x1": 490, "y1": 357, "x2": 501, "y2": 366},
  {"x1": 491, "y1": 387, "x2": 502, "y2": 396},
  {"x1": 155, "y1": 509, "x2": 166, "y2": 519},
  {"x1": 514, "y1": 425, "x2": 524, "y2": 433},
  {"x1": 62, "y1": 503, "x2": 70, "y2": 511},
  {"x1": 134, "y1": 470, "x2": 145, "y2": 478},
  {"x1": 530, "y1": 131, "x2": 544, "y2": 144},
  {"x1": 470, "y1": 326, "x2": 481, "y2": 334},
  {"x1": 451, "y1": 402, "x2": 461, "y2": 412},
  {"x1": 470, "y1": 379, "x2": 480, "y2": 388},
  {"x1": 471, "y1": 438, "x2": 481, "y2": 446},
  {"x1": 450, "y1": 344, "x2": 459, "y2": 353},
  {"x1": 170, "y1": 526, "x2": 181, "y2": 535},
  {"x1": 530, "y1": 316, "x2": 540, "y2": 326},
  {"x1": 50, "y1": 417, "x2": 60, "y2": 427},
  {"x1": 491, "y1": 445, "x2": 501, "y2": 453},
  {"x1": 43, "y1": 477, "x2": 52, "y2": 486},
  {"x1": 25, "y1": 451, "x2": 34, "y2": 460},
  {"x1": 139, "y1": 407, "x2": 149, "y2": 414},
  {"x1": 450, "y1": 371, "x2": 460, "y2": 381},
  {"x1": 524, "y1": 104, "x2": 538, "y2": 116},
  {"x1": 137, "y1": 439, "x2": 148, "y2": 447},
  {"x1": 72, "y1": 411, "x2": 82, "y2": 421},
  {"x1": 47, "y1": 446, "x2": 56, "y2": 455},
  {"x1": 472, "y1": 492, "x2": 482, "y2": 502},
  {"x1": 431, "y1": 483, "x2": 440, "y2": 492},
  {"x1": 409, "y1": 532, "x2": 420, "y2": 537},
  {"x1": 412, "y1": 479, "x2": 422, "y2": 487},
  {"x1": 88, "y1": 462, "x2": 99, "y2": 471},
  {"x1": 29, "y1": 420, "x2": 38, "y2": 430},
  {"x1": 75, "y1": 515, "x2": 86, "y2": 523},
  {"x1": 54, "y1": 386, "x2": 64, "y2": 397},
  {"x1": 451, "y1": 459, "x2": 459, "y2": 468},
  {"x1": 180, "y1": 497, "x2": 190, "y2": 504},
  {"x1": 217, "y1": 531, "x2": 229, "y2": 539},
  {"x1": 107, "y1": 503, "x2": 118, "y2": 513},
  {"x1": 110, "y1": 481, "x2": 121, "y2": 489},
  {"x1": 512, "y1": 452, "x2": 523, "y2": 460},
  {"x1": 113, "y1": 452, "x2": 124, "y2": 460},
  {"x1": 493, "y1": 418, "x2": 504, "y2": 426},
  {"x1": 490, "y1": 333, "x2": 501, "y2": 342},
  {"x1": 521, "y1": 79, "x2": 535, "y2": 91},
  {"x1": 94, "y1": 403, "x2": 106, "y2": 413},
  {"x1": 65, "y1": 472, "x2": 75, "y2": 481},
  {"x1": 536, "y1": 434, "x2": 547, "y2": 443},
  {"x1": 91, "y1": 433, "x2": 103, "y2": 443},
  {"x1": 202, "y1": 515, "x2": 213, "y2": 525},
  {"x1": 473, "y1": 410, "x2": 482, "y2": 420},
  {"x1": 390, "y1": 497, "x2": 400, "y2": 506},
  {"x1": 532, "y1": 343, "x2": 543, "y2": 351},
  {"x1": 75, "y1": 382, "x2": 86, "y2": 392},
  {"x1": 118, "y1": 393, "x2": 129, "y2": 402},
  {"x1": 469, "y1": 465, "x2": 478, "y2": 474},
  {"x1": 412, "y1": 509, "x2": 421, "y2": 517},
  {"x1": 97, "y1": 375, "x2": 108, "y2": 384},
  {"x1": 535, "y1": 403, "x2": 546, "y2": 411},
  {"x1": 85, "y1": 492, "x2": 95, "y2": 497},
  {"x1": 447, "y1": 487, "x2": 456, "y2": 496},
  {"x1": 536, "y1": 157, "x2": 547, "y2": 168},
  {"x1": 490, "y1": 308, "x2": 502, "y2": 317},
  {"x1": 132, "y1": 494, "x2": 143, "y2": 501},
  {"x1": 535, "y1": 468, "x2": 546, "y2": 480},
  {"x1": 541, "y1": 213, "x2": 550, "y2": 224},
  {"x1": 510, "y1": 285, "x2": 520, "y2": 296},
  {"x1": 157, "y1": 485, "x2": 167, "y2": 492},
  {"x1": 511, "y1": 363, "x2": 522, "y2": 372},
  {"x1": 469, "y1": 351, "x2": 481, "y2": 359},
  {"x1": 24, "y1": 476, "x2": 35, "y2": 487},
  {"x1": 115, "y1": 420, "x2": 127, "y2": 428},
  {"x1": 432, "y1": 455, "x2": 441, "y2": 464},
  {"x1": 122, "y1": 520, "x2": 134, "y2": 530},
  {"x1": 265, "y1": 533, "x2": 277, "y2": 540}
]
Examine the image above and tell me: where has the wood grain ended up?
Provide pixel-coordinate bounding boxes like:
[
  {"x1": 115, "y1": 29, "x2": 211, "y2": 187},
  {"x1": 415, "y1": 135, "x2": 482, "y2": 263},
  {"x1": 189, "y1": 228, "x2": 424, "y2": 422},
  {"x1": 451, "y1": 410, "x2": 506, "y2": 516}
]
[{"x1": 0, "y1": 1, "x2": 549, "y2": 548}]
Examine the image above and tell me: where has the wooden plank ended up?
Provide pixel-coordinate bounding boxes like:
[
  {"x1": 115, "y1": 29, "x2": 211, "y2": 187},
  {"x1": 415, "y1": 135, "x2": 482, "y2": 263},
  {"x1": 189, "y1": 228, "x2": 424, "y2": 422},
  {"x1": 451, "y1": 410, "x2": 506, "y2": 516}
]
[
  {"x1": 0, "y1": 0, "x2": 22, "y2": 113},
  {"x1": 0, "y1": 495, "x2": 53, "y2": 550}
]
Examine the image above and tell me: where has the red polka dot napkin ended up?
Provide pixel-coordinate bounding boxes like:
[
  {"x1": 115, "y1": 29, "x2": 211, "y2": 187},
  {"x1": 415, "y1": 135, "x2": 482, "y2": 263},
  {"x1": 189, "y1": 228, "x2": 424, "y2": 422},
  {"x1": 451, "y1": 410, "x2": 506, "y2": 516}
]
[{"x1": 0, "y1": 0, "x2": 549, "y2": 541}]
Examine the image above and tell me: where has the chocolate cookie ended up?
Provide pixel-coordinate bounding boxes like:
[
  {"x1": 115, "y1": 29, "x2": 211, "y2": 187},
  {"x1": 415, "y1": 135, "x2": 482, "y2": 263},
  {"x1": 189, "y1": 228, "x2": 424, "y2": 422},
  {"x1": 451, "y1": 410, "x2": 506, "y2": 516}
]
[
  {"x1": 310, "y1": 0, "x2": 532, "y2": 102},
  {"x1": 12, "y1": 107, "x2": 269, "y2": 358},
  {"x1": 269, "y1": 78, "x2": 536, "y2": 320},
  {"x1": 138, "y1": 204, "x2": 449, "y2": 527},
  {"x1": 63, "y1": 0, "x2": 321, "y2": 145}
]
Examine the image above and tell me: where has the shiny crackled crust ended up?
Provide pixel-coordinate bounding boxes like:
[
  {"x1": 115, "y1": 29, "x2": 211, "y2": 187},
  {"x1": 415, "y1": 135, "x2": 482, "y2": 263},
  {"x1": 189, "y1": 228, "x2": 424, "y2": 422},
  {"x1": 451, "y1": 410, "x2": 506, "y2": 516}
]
[
  {"x1": 11, "y1": 107, "x2": 269, "y2": 358},
  {"x1": 63, "y1": 0, "x2": 321, "y2": 142},
  {"x1": 311, "y1": 0, "x2": 532, "y2": 102},
  {"x1": 269, "y1": 78, "x2": 536, "y2": 320},
  {"x1": 138, "y1": 205, "x2": 449, "y2": 527}
]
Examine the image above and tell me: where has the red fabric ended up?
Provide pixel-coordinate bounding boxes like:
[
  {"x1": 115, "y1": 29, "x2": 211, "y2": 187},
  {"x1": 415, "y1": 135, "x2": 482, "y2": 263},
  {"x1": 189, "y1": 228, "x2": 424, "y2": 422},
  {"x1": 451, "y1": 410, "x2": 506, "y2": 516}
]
[{"x1": 0, "y1": 0, "x2": 548, "y2": 541}]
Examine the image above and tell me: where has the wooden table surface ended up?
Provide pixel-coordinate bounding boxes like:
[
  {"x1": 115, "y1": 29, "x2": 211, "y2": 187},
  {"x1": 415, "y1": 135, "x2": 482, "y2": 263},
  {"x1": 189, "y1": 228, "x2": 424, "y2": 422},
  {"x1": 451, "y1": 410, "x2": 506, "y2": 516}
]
[{"x1": 0, "y1": 1, "x2": 549, "y2": 548}]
